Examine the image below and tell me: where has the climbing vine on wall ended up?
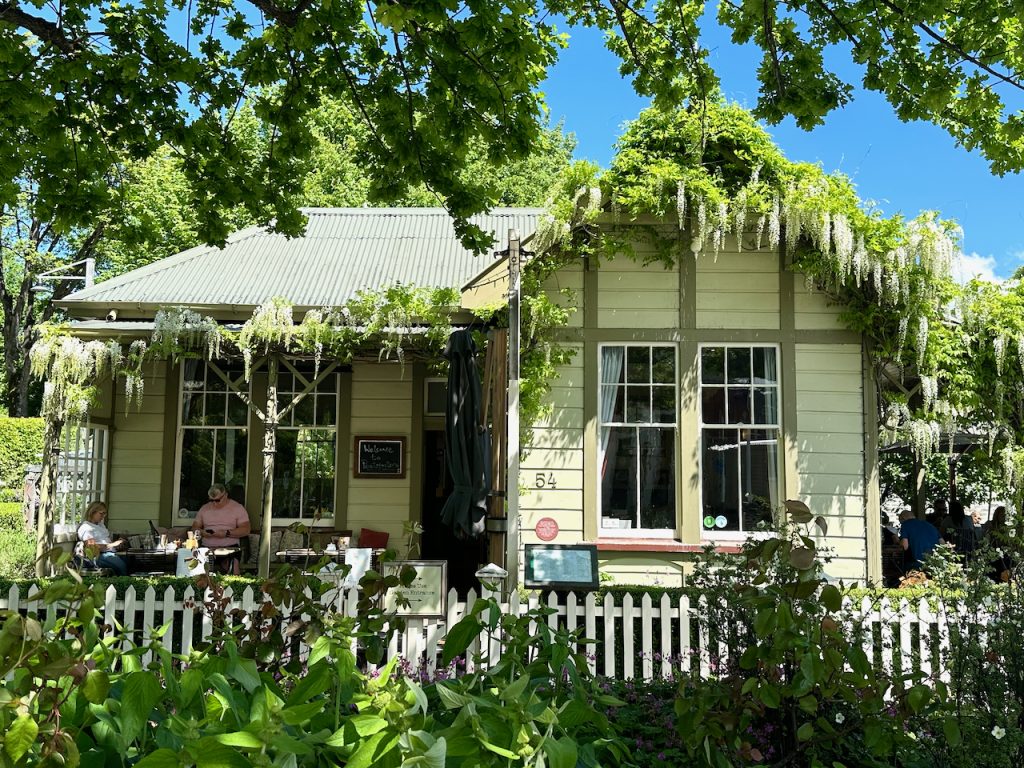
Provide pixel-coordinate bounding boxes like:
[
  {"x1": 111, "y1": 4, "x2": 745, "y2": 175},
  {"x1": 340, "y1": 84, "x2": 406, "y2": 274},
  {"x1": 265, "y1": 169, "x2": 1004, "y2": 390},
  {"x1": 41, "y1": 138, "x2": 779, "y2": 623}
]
[{"x1": 30, "y1": 284, "x2": 462, "y2": 424}]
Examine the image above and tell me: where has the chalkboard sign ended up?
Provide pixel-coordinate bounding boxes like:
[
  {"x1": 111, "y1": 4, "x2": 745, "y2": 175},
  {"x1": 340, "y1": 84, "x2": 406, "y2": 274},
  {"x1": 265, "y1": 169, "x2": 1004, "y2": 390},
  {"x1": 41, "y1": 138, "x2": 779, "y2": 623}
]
[
  {"x1": 353, "y1": 436, "x2": 406, "y2": 478},
  {"x1": 524, "y1": 544, "x2": 599, "y2": 590}
]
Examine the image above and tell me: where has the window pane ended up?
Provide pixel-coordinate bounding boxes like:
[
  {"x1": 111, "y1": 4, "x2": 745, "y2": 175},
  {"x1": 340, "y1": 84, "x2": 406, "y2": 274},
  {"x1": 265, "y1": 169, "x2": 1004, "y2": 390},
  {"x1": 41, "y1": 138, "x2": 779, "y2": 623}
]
[
  {"x1": 277, "y1": 373, "x2": 293, "y2": 393},
  {"x1": 293, "y1": 392, "x2": 315, "y2": 425},
  {"x1": 426, "y1": 381, "x2": 447, "y2": 414},
  {"x1": 204, "y1": 393, "x2": 226, "y2": 426},
  {"x1": 702, "y1": 429, "x2": 739, "y2": 532},
  {"x1": 727, "y1": 387, "x2": 751, "y2": 424},
  {"x1": 272, "y1": 430, "x2": 300, "y2": 518},
  {"x1": 727, "y1": 348, "x2": 751, "y2": 384},
  {"x1": 227, "y1": 393, "x2": 248, "y2": 426},
  {"x1": 601, "y1": 346, "x2": 626, "y2": 385},
  {"x1": 298, "y1": 429, "x2": 335, "y2": 519},
  {"x1": 701, "y1": 387, "x2": 725, "y2": 424},
  {"x1": 625, "y1": 386, "x2": 650, "y2": 423},
  {"x1": 626, "y1": 347, "x2": 650, "y2": 383},
  {"x1": 753, "y1": 347, "x2": 778, "y2": 384},
  {"x1": 639, "y1": 428, "x2": 675, "y2": 529},
  {"x1": 316, "y1": 374, "x2": 337, "y2": 394},
  {"x1": 181, "y1": 360, "x2": 205, "y2": 426},
  {"x1": 207, "y1": 369, "x2": 226, "y2": 391},
  {"x1": 182, "y1": 389, "x2": 204, "y2": 426},
  {"x1": 741, "y1": 430, "x2": 778, "y2": 532},
  {"x1": 651, "y1": 347, "x2": 675, "y2": 383},
  {"x1": 701, "y1": 347, "x2": 724, "y2": 384},
  {"x1": 601, "y1": 427, "x2": 637, "y2": 528},
  {"x1": 273, "y1": 429, "x2": 335, "y2": 520},
  {"x1": 601, "y1": 385, "x2": 625, "y2": 423},
  {"x1": 316, "y1": 393, "x2": 336, "y2": 426},
  {"x1": 179, "y1": 429, "x2": 214, "y2": 513},
  {"x1": 753, "y1": 387, "x2": 778, "y2": 425},
  {"x1": 652, "y1": 386, "x2": 676, "y2": 423},
  {"x1": 216, "y1": 428, "x2": 248, "y2": 505}
]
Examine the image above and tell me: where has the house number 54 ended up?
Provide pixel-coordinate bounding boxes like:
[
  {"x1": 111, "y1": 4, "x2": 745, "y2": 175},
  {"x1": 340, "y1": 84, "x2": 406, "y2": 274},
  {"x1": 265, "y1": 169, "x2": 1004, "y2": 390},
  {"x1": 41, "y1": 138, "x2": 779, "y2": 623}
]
[{"x1": 535, "y1": 472, "x2": 557, "y2": 489}]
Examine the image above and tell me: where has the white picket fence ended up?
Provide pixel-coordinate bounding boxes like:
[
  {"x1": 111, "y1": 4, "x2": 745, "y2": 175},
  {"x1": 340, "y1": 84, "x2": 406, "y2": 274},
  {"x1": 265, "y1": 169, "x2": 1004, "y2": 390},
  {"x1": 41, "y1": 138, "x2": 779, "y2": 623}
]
[{"x1": 2, "y1": 583, "x2": 972, "y2": 683}]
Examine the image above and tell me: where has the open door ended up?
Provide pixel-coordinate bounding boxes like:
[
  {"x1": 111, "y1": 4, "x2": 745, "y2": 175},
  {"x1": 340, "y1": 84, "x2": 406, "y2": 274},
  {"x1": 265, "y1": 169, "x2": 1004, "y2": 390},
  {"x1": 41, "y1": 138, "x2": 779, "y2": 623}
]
[{"x1": 421, "y1": 429, "x2": 485, "y2": 598}]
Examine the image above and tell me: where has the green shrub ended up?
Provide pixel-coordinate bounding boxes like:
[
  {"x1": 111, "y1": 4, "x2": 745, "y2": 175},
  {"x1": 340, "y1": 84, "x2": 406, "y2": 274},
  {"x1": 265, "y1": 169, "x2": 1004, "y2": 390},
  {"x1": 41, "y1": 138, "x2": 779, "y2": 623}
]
[
  {"x1": 0, "y1": 416, "x2": 43, "y2": 497},
  {"x1": 0, "y1": 527, "x2": 35, "y2": 580},
  {"x1": 0, "y1": 556, "x2": 632, "y2": 768},
  {"x1": 0, "y1": 501, "x2": 23, "y2": 530}
]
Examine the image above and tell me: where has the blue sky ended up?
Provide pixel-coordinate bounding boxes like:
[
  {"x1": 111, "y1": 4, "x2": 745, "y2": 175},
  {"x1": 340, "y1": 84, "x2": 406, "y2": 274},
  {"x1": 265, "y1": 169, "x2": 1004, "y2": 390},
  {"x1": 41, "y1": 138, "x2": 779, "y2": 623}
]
[{"x1": 541, "y1": 22, "x2": 1024, "y2": 282}]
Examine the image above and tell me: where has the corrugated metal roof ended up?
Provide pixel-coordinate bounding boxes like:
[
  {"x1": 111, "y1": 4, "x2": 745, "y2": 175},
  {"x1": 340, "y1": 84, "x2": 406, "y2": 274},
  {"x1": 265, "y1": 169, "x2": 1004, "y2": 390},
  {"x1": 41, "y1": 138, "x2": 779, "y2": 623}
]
[{"x1": 60, "y1": 208, "x2": 540, "y2": 314}]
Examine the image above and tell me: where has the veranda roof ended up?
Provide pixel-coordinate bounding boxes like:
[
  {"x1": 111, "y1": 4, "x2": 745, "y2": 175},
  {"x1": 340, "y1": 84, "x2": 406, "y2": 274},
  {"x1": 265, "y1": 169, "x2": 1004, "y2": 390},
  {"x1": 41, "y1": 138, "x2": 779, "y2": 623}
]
[{"x1": 58, "y1": 208, "x2": 542, "y2": 320}]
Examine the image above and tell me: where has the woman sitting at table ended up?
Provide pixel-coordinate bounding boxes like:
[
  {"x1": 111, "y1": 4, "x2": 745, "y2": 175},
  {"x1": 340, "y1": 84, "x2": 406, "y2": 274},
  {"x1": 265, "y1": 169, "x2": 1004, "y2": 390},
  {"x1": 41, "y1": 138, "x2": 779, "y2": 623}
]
[
  {"x1": 191, "y1": 483, "x2": 251, "y2": 574},
  {"x1": 76, "y1": 501, "x2": 127, "y2": 575}
]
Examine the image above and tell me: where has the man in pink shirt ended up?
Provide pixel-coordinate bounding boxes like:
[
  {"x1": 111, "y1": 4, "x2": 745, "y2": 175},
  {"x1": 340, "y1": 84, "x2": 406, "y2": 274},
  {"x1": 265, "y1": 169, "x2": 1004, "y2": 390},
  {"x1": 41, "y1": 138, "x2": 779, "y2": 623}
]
[{"x1": 191, "y1": 483, "x2": 251, "y2": 573}]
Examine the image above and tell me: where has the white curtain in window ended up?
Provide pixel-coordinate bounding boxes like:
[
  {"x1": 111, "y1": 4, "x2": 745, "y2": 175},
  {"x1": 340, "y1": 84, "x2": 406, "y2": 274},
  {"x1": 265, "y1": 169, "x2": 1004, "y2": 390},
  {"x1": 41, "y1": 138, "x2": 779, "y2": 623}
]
[
  {"x1": 756, "y1": 347, "x2": 778, "y2": 384},
  {"x1": 599, "y1": 347, "x2": 625, "y2": 471}
]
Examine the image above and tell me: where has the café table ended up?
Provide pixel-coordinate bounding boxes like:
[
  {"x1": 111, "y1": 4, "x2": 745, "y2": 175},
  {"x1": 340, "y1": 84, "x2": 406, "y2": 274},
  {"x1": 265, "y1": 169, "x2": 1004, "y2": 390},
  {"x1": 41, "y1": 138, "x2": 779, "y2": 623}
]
[
  {"x1": 275, "y1": 548, "x2": 347, "y2": 567},
  {"x1": 125, "y1": 548, "x2": 177, "y2": 575}
]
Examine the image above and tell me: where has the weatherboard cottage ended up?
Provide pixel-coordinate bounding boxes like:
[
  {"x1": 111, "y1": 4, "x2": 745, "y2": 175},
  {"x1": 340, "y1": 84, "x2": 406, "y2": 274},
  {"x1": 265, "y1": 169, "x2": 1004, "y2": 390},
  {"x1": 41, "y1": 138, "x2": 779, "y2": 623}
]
[{"x1": 45, "y1": 206, "x2": 879, "y2": 587}]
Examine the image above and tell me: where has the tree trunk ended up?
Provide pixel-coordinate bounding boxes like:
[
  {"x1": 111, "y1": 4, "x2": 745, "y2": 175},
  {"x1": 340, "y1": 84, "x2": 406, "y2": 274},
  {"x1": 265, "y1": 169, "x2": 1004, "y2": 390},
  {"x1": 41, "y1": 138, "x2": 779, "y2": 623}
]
[
  {"x1": 14, "y1": 352, "x2": 31, "y2": 416},
  {"x1": 35, "y1": 414, "x2": 64, "y2": 578},
  {"x1": 2, "y1": 305, "x2": 25, "y2": 415},
  {"x1": 258, "y1": 354, "x2": 279, "y2": 578}
]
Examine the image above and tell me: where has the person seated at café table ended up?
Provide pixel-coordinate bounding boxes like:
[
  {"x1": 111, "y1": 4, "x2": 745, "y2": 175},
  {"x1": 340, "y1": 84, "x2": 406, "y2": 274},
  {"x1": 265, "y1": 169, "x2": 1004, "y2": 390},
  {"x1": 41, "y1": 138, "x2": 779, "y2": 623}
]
[
  {"x1": 76, "y1": 501, "x2": 127, "y2": 575},
  {"x1": 898, "y1": 508, "x2": 941, "y2": 573},
  {"x1": 191, "y1": 483, "x2": 251, "y2": 574}
]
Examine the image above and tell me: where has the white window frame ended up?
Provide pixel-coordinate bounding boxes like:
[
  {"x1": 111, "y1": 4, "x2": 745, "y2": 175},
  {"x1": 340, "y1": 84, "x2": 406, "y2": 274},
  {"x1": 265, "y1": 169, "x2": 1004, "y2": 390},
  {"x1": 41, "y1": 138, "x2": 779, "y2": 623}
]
[
  {"x1": 271, "y1": 364, "x2": 338, "y2": 525},
  {"x1": 55, "y1": 424, "x2": 109, "y2": 528},
  {"x1": 424, "y1": 378, "x2": 447, "y2": 417},
  {"x1": 597, "y1": 342, "x2": 678, "y2": 538},
  {"x1": 173, "y1": 360, "x2": 252, "y2": 519},
  {"x1": 697, "y1": 342, "x2": 782, "y2": 541}
]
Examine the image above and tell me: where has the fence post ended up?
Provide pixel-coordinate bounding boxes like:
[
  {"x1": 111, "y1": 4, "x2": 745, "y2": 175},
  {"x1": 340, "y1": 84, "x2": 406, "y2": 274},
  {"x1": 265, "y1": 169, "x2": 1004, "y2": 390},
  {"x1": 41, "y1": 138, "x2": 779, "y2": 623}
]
[
  {"x1": 679, "y1": 594, "x2": 691, "y2": 675},
  {"x1": 603, "y1": 593, "x2": 615, "y2": 677},
  {"x1": 103, "y1": 585, "x2": 117, "y2": 644},
  {"x1": 181, "y1": 586, "x2": 195, "y2": 656},
  {"x1": 659, "y1": 593, "x2": 672, "y2": 680},
  {"x1": 161, "y1": 586, "x2": 176, "y2": 655},
  {"x1": 622, "y1": 594, "x2": 635, "y2": 680},
  {"x1": 697, "y1": 596, "x2": 710, "y2": 679},
  {"x1": 879, "y1": 597, "x2": 894, "y2": 682},
  {"x1": 123, "y1": 586, "x2": 137, "y2": 658},
  {"x1": 640, "y1": 593, "x2": 653, "y2": 680},
  {"x1": 585, "y1": 592, "x2": 597, "y2": 675},
  {"x1": 566, "y1": 591, "x2": 579, "y2": 658}
]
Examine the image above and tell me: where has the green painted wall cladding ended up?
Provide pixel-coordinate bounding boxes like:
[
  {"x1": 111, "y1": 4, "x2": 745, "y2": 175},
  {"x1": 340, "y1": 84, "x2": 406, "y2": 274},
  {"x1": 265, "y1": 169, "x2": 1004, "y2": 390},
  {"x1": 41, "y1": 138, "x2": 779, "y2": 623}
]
[{"x1": 0, "y1": 417, "x2": 44, "y2": 499}]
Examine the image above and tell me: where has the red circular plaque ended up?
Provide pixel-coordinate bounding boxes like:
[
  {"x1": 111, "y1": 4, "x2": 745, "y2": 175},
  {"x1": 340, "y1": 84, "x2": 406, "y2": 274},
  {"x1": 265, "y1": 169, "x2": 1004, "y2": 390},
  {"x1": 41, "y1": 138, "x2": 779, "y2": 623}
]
[{"x1": 535, "y1": 517, "x2": 559, "y2": 542}]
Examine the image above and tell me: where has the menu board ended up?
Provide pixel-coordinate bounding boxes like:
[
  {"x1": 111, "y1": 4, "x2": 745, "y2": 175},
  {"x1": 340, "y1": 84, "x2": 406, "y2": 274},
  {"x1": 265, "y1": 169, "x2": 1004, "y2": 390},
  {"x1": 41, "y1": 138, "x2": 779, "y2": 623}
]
[
  {"x1": 382, "y1": 560, "x2": 447, "y2": 618},
  {"x1": 524, "y1": 544, "x2": 599, "y2": 590},
  {"x1": 353, "y1": 436, "x2": 406, "y2": 478}
]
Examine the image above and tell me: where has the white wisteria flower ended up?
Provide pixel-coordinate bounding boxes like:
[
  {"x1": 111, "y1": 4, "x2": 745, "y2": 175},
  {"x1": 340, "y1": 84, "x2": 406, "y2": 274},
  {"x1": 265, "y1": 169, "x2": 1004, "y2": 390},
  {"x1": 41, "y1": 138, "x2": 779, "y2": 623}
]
[{"x1": 992, "y1": 725, "x2": 1006, "y2": 740}]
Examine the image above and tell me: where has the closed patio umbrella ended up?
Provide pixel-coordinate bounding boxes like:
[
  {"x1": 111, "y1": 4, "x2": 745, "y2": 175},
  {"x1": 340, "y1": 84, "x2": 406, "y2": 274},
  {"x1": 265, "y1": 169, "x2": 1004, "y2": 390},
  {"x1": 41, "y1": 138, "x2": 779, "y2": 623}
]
[{"x1": 440, "y1": 328, "x2": 490, "y2": 539}]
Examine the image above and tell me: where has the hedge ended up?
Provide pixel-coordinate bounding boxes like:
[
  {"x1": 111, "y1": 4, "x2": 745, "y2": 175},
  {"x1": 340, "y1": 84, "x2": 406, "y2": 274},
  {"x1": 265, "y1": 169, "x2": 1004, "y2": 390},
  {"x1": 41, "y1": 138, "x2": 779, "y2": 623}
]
[
  {"x1": 0, "y1": 501, "x2": 34, "y2": 580},
  {"x1": 0, "y1": 416, "x2": 44, "y2": 498},
  {"x1": 0, "y1": 501, "x2": 22, "y2": 529}
]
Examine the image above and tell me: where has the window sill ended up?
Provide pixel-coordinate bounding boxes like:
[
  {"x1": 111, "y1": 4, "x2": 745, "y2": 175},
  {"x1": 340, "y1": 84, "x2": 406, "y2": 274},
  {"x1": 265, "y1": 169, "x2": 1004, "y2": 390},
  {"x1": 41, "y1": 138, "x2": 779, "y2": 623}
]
[{"x1": 595, "y1": 538, "x2": 743, "y2": 555}]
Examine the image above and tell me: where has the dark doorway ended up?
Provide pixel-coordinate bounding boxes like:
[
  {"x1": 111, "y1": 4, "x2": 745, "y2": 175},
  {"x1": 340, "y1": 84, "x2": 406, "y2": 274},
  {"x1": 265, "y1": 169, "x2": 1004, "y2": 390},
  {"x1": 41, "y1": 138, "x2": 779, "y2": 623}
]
[{"x1": 421, "y1": 430, "x2": 485, "y2": 598}]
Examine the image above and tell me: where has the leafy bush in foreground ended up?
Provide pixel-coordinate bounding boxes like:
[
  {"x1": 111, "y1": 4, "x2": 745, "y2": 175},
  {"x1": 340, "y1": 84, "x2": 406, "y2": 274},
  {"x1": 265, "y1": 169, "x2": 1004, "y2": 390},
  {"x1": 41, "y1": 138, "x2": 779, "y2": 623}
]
[{"x1": 0, "y1": 550, "x2": 631, "y2": 768}]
